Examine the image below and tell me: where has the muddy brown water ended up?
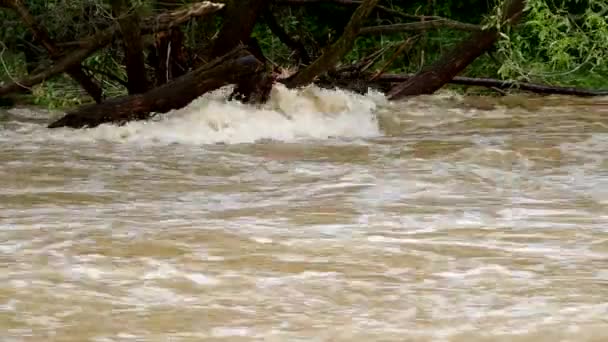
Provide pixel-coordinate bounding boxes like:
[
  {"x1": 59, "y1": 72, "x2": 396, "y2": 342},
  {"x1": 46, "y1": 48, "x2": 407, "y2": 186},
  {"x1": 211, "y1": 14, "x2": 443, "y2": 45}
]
[{"x1": 1, "y1": 86, "x2": 608, "y2": 341}]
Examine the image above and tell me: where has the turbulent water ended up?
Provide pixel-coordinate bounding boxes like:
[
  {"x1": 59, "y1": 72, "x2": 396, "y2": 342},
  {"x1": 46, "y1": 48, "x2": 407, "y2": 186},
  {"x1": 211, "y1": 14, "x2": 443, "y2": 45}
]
[{"x1": 1, "y1": 85, "x2": 608, "y2": 341}]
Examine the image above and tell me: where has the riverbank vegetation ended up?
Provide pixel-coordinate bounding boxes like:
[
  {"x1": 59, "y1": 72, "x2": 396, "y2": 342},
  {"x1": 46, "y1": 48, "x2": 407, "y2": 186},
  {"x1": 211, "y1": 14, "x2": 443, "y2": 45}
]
[{"x1": 1, "y1": 0, "x2": 606, "y2": 125}]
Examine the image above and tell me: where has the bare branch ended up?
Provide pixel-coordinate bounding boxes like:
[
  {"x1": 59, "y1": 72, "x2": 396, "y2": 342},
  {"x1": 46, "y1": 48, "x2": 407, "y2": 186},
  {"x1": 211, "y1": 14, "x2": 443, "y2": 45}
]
[
  {"x1": 3, "y1": 0, "x2": 103, "y2": 102},
  {"x1": 0, "y1": 1, "x2": 225, "y2": 97},
  {"x1": 360, "y1": 20, "x2": 482, "y2": 35},
  {"x1": 285, "y1": 0, "x2": 380, "y2": 88},
  {"x1": 377, "y1": 73, "x2": 608, "y2": 96}
]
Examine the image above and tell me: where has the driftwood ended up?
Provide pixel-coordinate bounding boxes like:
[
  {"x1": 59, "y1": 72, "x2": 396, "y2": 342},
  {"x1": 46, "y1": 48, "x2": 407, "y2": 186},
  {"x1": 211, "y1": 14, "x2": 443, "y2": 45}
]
[
  {"x1": 0, "y1": 1, "x2": 225, "y2": 98},
  {"x1": 0, "y1": 39, "x2": 104, "y2": 97},
  {"x1": 285, "y1": 0, "x2": 380, "y2": 88},
  {"x1": 48, "y1": 48, "x2": 265, "y2": 129},
  {"x1": 388, "y1": 0, "x2": 526, "y2": 99}
]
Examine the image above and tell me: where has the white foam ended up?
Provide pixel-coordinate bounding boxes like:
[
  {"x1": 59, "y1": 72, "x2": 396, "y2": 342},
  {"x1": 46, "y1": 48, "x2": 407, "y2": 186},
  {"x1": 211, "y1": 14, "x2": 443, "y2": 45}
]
[{"x1": 47, "y1": 84, "x2": 383, "y2": 145}]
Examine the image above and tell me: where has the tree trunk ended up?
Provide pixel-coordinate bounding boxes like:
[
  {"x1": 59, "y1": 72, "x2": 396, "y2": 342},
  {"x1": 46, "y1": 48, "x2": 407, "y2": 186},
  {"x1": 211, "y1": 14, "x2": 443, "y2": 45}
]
[
  {"x1": 48, "y1": 48, "x2": 264, "y2": 129},
  {"x1": 111, "y1": 0, "x2": 148, "y2": 94},
  {"x1": 210, "y1": 0, "x2": 271, "y2": 58},
  {"x1": 151, "y1": 0, "x2": 190, "y2": 85},
  {"x1": 5, "y1": 0, "x2": 104, "y2": 102},
  {"x1": 388, "y1": 0, "x2": 526, "y2": 99},
  {"x1": 0, "y1": 1, "x2": 225, "y2": 98},
  {"x1": 377, "y1": 74, "x2": 608, "y2": 97},
  {"x1": 284, "y1": 0, "x2": 380, "y2": 88}
]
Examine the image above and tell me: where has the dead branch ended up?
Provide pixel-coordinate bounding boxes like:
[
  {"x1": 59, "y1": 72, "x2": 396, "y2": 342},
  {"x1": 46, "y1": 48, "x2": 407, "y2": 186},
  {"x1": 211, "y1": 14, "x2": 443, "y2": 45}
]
[
  {"x1": 0, "y1": 1, "x2": 224, "y2": 97},
  {"x1": 360, "y1": 20, "x2": 482, "y2": 35},
  {"x1": 285, "y1": 0, "x2": 380, "y2": 88},
  {"x1": 370, "y1": 35, "x2": 420, "y2": 80},
  {"x1": 377, "y1": 74, "x2": 608, "y2": 97},
  {"x1": 388, "y1": 0, "x2": 526, "y2": 99},
  {"x1": 145, "y1": 1, "x2": 225, "y2": 31},
  {"x1": 48, "y1": 47, "x2": 264, "y2": 129},
  {"x1": 3, "y1": 0, "x2": 103, "y2": 102}
]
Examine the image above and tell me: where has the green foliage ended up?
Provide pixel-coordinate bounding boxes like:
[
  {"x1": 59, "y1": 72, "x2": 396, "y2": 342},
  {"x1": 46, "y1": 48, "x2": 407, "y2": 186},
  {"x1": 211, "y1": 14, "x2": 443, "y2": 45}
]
[
  {"x1": 1, "y1": 0, "x2": 606, "y2": 110},
  {"x1": 495, "y1": 0, "x2": 608, "y2": 88}
]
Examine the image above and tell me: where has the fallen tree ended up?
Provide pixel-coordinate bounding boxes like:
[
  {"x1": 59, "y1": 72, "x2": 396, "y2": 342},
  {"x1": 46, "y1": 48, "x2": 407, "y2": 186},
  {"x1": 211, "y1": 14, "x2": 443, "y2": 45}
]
[
  {"x1": 0, "y1": 1, "x2": 225, "y2": 97},
  {"x1": 388, "y1": 0, "x2": 526, "y2": 99},
  {"x1": 360, "y1": 20, "x2": 482, "y2": 35},
  {"x1": 1, "y1": 0, "x2": 103, "y2": 102},
  {"x1": 210, "y1": 0, "x2": 270, "y2": 58},
  {"x1": 48, "y1": 47, "x2": 265, "y2": 129},
  {"x1": 321, "y1": 70, "x2": 608, "y2": 96},
  {"x1": 285, "y1": 0, "x2": 380, "y2": 88},
  {"x1": 376, "y1": 74, "x2": 608, "y2": 97},
  {"x1": 3, "y1": 0, "x2": 606, "y2": 133}
]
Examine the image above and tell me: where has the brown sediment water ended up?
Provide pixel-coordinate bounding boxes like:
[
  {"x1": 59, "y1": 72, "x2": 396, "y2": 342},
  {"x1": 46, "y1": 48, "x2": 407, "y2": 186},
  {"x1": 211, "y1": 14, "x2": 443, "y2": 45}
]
[{"x1": 1, "y1": 85, "x2": 607, "y2": 341}]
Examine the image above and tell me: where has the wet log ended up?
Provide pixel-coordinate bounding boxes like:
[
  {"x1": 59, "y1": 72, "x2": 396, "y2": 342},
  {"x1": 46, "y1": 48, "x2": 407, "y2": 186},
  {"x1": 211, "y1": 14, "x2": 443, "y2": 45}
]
[
  {"x1": 112, "y1": 0, "x2": 149, "y2": 94},
  {"x1": 210, "y1": 0, "x2": 271, "y2": 58},
  {"x1": 0, "y1": 1, "x2": 224, "y2": 98},
  {"x1": 2, "y1": 0, "x2": 103, "y2": 102},
  {"x1": 377, "y1": 74, "x2": 608, "y2": 97},
  {"x1": 48, "y1": 48, "x2": 264, "y2": 129},
  {"x1": 284, "y1": 0, "x2": 380, "y2": 88},
  {"x1": 388, "y1": 0, "x2": 526, "y2": 99}
]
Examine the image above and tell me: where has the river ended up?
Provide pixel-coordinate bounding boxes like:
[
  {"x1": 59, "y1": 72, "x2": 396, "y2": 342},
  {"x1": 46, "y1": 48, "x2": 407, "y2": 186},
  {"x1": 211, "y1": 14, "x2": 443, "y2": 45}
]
[{"x1": 1, "y1": 85, "x2": 607, "y2": 341}]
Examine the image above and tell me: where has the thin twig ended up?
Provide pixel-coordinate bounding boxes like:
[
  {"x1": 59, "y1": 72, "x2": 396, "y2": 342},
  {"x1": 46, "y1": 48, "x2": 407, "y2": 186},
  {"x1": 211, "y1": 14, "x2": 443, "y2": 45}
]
[{"x1": 0, "y1": 40, "x2": 32, "y2": 91}]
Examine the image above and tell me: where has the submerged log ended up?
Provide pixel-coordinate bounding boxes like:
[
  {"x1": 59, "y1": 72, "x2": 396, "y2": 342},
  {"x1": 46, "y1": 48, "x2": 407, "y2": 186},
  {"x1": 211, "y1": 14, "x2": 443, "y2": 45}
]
[
  {"x1": 360, "y1": 20, "x2": 481, "y2": 35},
  {"x1": 388, "y1": 0, "x2": 526, "y2": 99},
  {"x1": 48, "y1": 48, "x2": 264, "y2": 129}
]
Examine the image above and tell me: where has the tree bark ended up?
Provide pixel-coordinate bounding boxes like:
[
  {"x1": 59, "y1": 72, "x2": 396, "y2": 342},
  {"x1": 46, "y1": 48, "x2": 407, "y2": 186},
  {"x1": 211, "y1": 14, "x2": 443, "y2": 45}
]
[
  {"x1": 111, "y1": 0, "x2": 148, "y2": 94},
  {"x1": 360, "y1": 20, "x2": 481, "y2": 35},
  {"x1": 0, "y1": 38, "x2": 104, "y2": 97},
  {"x1": 377, "y1": 74, "x2": 608, "y2": 97},
  {"x1": 210, "y1": 0, "x2": 271, "y2": 58},
  {"x1": 284, "y1": 0, "x2": 380, "y2": 88},
  {"x1": 0, "y1": 1, "x2": 225, "y2": 98},
  {"x1": 150, "y1": 0, "x2": 191, "y2": 86},
  {"x1": 4, "y1": 0, "x2": 103, "y2": 102},
  {"x1": 388, "y1": 0, "x2": 526, "y2": 99},
  {"x1": 48, "y1": 48, "x2": 264, "y2": 129}
]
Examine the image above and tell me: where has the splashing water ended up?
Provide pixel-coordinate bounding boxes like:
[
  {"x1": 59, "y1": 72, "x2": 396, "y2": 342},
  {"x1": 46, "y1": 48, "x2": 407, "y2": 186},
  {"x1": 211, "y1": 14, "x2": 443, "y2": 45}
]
[
  {"x1": 1, "y1": 86, "x2": 608, "y2": 341},
  {"x1": 6, "y1": 84, "x2": 385, "y2": 145}
]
